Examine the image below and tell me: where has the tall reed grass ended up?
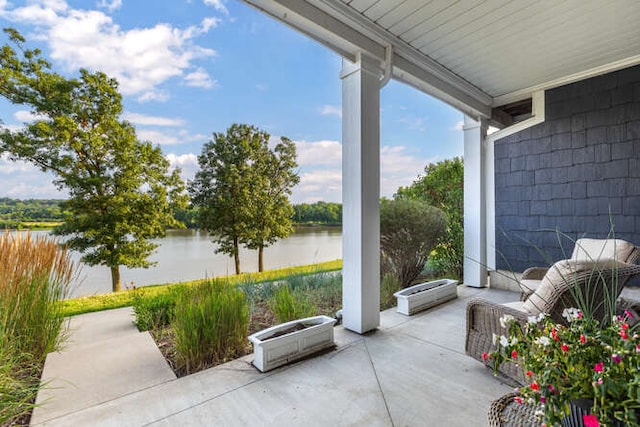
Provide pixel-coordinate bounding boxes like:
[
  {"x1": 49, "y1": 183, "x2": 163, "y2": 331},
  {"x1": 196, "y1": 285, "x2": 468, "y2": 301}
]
[
  {"x1": 172, "y1": 280, "x2": 249, "y2": 374},
  {"x1": 0, "y1": 232, "x2": 76, "y2": 426},
  {"x1": 269, "y1": 285, "x2": 318, "y2": 323}
]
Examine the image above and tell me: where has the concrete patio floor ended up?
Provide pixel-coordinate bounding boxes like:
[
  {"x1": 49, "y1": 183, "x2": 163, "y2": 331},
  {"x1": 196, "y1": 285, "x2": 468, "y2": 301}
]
[{"x1": 32, "y1": 286, "x2": 522, "y2": 426}]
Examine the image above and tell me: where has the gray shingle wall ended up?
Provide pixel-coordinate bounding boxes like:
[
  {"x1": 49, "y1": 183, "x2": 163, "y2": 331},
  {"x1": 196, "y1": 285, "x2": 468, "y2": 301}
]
[{"x1": 494, "y1": 65, "x2": 640, "y2": 272}]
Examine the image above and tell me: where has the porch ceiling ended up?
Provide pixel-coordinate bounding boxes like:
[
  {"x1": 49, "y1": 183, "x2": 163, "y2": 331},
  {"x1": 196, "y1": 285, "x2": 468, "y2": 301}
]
[{"x1": 244, "y1": 0, "x2": 640, "y2": 117}]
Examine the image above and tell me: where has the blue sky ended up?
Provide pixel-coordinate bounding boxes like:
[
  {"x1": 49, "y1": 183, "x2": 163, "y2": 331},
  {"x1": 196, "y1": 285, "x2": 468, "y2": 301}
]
[{"x1": 0, "y1": 0, "x2": 464, "y2": 203}]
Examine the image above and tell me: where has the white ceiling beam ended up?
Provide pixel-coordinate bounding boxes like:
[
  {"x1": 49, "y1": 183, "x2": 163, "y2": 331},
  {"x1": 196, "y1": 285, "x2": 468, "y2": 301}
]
[{"x1": 243, "y1": 0, "x2": 493, "y2": 118}]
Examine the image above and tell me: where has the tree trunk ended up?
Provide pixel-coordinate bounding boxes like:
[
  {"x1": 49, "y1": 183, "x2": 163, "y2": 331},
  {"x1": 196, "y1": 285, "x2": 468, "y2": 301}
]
[
  {"x1": 233, "y1": 236, "x2": 241, "y2": 275},
  {"x1": 110, "y1": 266, "x2": 121, "y2": 292},
  {"x1": 258, "y1": 244, "x2": 264, "y2": 272}
]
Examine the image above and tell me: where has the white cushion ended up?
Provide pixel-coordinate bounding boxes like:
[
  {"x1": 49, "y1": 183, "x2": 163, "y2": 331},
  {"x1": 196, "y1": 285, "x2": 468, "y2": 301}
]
[
  {"x1": 571, "y1": 238, "x2": 635, "y2": 263},
  {"x1": 520, "y1": 279, "x2": 542, "y2": 295},
  {"x1": 522, "y1": 259, "x2": 628, "y2": 314}
]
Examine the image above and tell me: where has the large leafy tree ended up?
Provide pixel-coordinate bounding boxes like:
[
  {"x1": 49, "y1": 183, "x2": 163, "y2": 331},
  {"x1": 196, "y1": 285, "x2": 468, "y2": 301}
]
[
  {"x1": 0, "y1": 29, "x2": 187, "y2": 292},
  {"x1": 245, "y1": 136, "x2": 299, "y2": 271},
  {"x1": 396, "y1": 157, "x2": 464, "y2": 278},
  {"x1": 189, "y1": 124, "x2": 299, "y2": 274}
]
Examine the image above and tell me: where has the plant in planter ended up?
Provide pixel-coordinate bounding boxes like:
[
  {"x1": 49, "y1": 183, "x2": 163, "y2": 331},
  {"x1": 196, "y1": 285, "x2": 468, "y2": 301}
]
[{"x1": 489, "y1": 308, "x2": 640, "y2": 426}]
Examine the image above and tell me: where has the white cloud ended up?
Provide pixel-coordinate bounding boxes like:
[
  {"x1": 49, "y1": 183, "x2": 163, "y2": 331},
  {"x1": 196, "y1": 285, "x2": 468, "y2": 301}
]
[
  {"x1": 124, "y1": 112, "x2": 184, "y2": 127},
  {"x1": 165, "y1": 153, "x2": 199, "y2": 183},
  {"x1": 14, "y1": 110, "x2": 46, "y2": 122},
  {"x1": 0, "y1": 2, "x2": 217, "y2": 101},
  {"x1": 451, "y1": 120, "x2": 464, "y2": 131},
  {"x1": 319, "y1": 104, "x2": 341, "y2": 118},
  {"x1": 0, "y1": 154, "x2": 66, "y2": 199},
  {"x1": 397, "y1": 115, "x2": 427, "y2": 132},
  {"x1": 204, "y1": 0, "x2": 228, "y2": 14},
  {"x1": 137, "y1": 91, "x2": 170, "y2": 103},
  {"x1": 137, "y1": 129, "x2": 180, "y2": 145},
  {"x1": 96, "y1": 0, "x2": 121, "y2": 12},
  {"x1": 295, "y1": 140, "x2": 341, "y2": 167},
  {"x1": 184, "y1": 67, "x2": 217, "y2": 89},
  {"x1": 294, "y1": 169, "x2": 342, "y2": 203}
]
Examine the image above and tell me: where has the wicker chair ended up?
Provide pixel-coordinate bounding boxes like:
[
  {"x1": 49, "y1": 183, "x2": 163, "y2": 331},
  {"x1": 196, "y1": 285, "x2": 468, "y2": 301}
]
[
  {"x1": 518, "y1": 238, "x2": 640, "y2": 301},
  {"x1": 466, "y1": 247, "x2": 640, "y2": 384}
]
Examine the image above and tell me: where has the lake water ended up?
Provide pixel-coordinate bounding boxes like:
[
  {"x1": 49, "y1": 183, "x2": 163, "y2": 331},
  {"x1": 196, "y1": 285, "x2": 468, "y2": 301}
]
[{"x1": 19, "y1": 227, "x2": 342, "y2": 298}]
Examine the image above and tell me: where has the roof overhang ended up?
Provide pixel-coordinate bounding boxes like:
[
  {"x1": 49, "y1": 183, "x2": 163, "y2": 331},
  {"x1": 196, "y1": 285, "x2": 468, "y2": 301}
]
[{"x1": 243, "y1": 0, "x2": 640, "y2": 123}]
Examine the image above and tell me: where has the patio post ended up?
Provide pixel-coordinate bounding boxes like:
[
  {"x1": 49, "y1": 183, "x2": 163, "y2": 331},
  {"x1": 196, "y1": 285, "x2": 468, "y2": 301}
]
[
  {"x1": 340, "y1": 53, "x2": 382, "y2": 333},
  {"x1": 463, "y1": 115, "x2": 488, "y2": 287}
]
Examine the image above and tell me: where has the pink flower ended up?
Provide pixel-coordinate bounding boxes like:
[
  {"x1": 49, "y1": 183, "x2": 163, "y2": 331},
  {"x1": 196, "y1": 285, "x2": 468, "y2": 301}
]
[
  {"x1": 594, "y1": 362, "x2": 604, "y2": 373},
  {"x1": 530, "y1": 381, "x2": 540, "y2": 391},
  {"x1": 525, "y1": 370, "x2": 533, "y2": 377},
  {"x1": 482, "y1": 352, "x2": 489, "y2": 361},
  {"x1": 620, "y1": 330, "x2": 628, "y2": 340},
  {"x1": 583, "y1": 414, "x2": 599, "y2": 427},
  {"x1": 561, "y1": 343, "x2": 569, "y2": 352},
  {"x1": 621, "y1": 323, "x2": 629, "y2": 330},
  {"x1": 577, "y1": 310, "x2": 583, "y2": 319},
  {"x1": 580, "y1": 334, "x2": 586, "y2": 344},
  {"x1": 612, "y1": 354, "x2": 622, "y2": 363},
  {"x1": 624, "y1": 309, "x2": 634, "y2": 319},
  {"x1": 597, "y1": 378, "x2": 603, "y2": 385},
  {"x1": 540, "y1": 396, "x2": 546, "y2": 403},
  {"x1": 514, "y1": 396, "x2": 523, "y2": 404},
  {"x1": 511, "y1": 350, "x2": 518, "y2": 359}
]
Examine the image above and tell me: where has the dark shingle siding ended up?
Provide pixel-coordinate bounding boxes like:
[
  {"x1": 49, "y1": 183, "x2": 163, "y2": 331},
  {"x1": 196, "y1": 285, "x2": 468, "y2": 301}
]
[{"x1": 494, "y1": 64, "x2": 640, "y2": 272}]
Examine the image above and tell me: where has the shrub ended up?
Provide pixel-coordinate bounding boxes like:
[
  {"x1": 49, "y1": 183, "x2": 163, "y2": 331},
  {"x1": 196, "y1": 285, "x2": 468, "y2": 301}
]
[
  {"x1": 0, "y1": 232, "x2": 75, "y2": 426},
  {"x1": 132, "y1": 289, "x2": 178, "y2": 332},
  {"x1": 380, "y1": 273, "x2": 399, "y2": 311},
  {"x1": 172, "y1": 280, "x2": 249, "y2": 373},
  {"x1": 380, "y1": 198, "x2": 447, "y2": 288},
  {"x1": 269, "y1": 284, "x2": 317, "y2": 323},
  {"x1": 396, "y1": 157, "x2": 464, "y2": 279}
]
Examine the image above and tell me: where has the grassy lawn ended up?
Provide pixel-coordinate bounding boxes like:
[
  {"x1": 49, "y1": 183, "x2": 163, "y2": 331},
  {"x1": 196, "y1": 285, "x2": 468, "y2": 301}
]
[{"x1": 59, "y1": 259, "x2": 342, "y2": 317}]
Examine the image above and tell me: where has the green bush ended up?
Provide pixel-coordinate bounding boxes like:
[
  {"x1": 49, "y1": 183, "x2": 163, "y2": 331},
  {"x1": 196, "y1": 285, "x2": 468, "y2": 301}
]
[
  {"x1": 132, "y1": 289, "x2": 178, "y2": 331},
  {"x1": 269, "y1": 284, "x2": 317, "y2": 323},
  {"x1": 380, "y1": 198, "x2": 447, "y2": 289},
  {"x1": 172, "y1": 280, "x2": 249, "y2": 373},
  {"x1": 396, "y1": 157, "x2": 464, "y2": 279}
]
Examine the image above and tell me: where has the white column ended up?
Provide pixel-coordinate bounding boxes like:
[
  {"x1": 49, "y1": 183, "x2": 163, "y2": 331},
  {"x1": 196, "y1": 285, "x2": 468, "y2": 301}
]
[
  {"x1": 463, "y1": 115, "x2": 488, "y2": 287},
  {"x1": 340, "y1": 53, "x2": 382, "y2": 333}
]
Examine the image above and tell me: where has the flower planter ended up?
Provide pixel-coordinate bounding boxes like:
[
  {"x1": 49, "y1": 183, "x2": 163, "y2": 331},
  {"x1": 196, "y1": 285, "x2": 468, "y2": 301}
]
[
  {"x1": 393, "y1": 279, "x2": 458, "y2": 315},
  {"x1": 248, "y1": 315, "x2": 336, "y2": 372}
]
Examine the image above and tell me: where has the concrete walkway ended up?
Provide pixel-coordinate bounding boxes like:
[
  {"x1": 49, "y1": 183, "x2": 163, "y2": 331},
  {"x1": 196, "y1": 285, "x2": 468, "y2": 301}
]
[
  {"x1": 31, "y1": 307, "x2": 176, "y2": 425},
  {"x1": 31, "y1": 287, "x2": 520, "y2": 426}
]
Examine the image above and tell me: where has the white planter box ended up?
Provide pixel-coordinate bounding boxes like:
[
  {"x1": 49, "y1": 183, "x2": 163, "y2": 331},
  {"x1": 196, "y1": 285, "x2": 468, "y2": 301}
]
[
  {"x1": 394, "y1": 279, "x2": 459, "y2": 315},
  {"x1": 248, "y1": 315, "x2": 336, "y2": 372}
]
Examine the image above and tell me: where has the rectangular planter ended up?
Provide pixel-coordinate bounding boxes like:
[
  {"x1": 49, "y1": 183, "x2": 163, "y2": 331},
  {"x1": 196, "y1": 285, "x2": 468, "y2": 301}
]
[
  {"x1": 393, "y1": 279, "x2": 459, "y2": 315},
  {"x1": 248, "y1": 315, "x2": 336, "y2": 372}
]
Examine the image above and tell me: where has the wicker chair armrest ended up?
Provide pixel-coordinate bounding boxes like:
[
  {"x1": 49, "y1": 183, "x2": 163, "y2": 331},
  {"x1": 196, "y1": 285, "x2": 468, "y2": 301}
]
[
  {"x1": 521, "y1": 267, "x2": 548, "y2": 280},
  {"x1": 465, "y1": 298, "x2": 530, "y2": 385},
  {"x1": 466, "y1": 298, "x2": 529, "y2": 340}
]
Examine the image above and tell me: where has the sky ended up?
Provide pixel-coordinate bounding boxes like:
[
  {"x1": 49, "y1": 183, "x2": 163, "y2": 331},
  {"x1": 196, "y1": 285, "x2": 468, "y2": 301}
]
[{"x1": 0, "y1": 0, "x2": 465, "y2": 203}]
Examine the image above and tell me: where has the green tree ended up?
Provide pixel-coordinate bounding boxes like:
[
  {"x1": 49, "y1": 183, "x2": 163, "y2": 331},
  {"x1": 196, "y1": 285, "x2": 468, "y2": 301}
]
[
  {"x1": 0, "y1": 29, "x2": 187, "y2": 292},
  {"x1": 380, "y1": 198, "x2": 447, "y2": 288},
  {"x1": 189, "y1": 124, "x2": 298, "y2": 274},
  {"x1": 245, "y1": 136, "x2": 299, "y2": 271},
  {"x1": 396, "y1": 157, "x2": 464, "y2": 279}
]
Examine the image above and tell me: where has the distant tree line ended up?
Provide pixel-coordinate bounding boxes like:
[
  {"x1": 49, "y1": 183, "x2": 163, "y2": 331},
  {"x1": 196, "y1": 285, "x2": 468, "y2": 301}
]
[
  {"x1": 0, "y1": 198, "x2": 66, "y2": 228},
  {"x1": 0, "y1": 198, "x2": 345, "y2": 229},
  {"x1": 293, "y1": 201, "x2": 342, "y2": 225}
]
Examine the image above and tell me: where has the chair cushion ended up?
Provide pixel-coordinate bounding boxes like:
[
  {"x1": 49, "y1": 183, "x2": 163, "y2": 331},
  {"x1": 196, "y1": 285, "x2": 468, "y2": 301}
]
[
  {"x1": 520, "y1": 279, "x2": 542, "y2": 295},
  {"x1": 571, "y1": 238, "x2": 636, "y2": 263},
  {"x1": 502, "y1": 300, "x2": 530, "y2": 312},
  {"x1": 522, "y1": 259, "x2": 628, "y2": 314}
]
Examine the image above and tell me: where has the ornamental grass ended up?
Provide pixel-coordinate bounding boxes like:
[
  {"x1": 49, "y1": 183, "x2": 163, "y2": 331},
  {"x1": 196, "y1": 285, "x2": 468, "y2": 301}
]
[
  {"x1": 0, "y1": 232, "x2": 76, "y2": 426},
  {"x1": 172, "y1": 280, "x2": 249, "y2": 374}
]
